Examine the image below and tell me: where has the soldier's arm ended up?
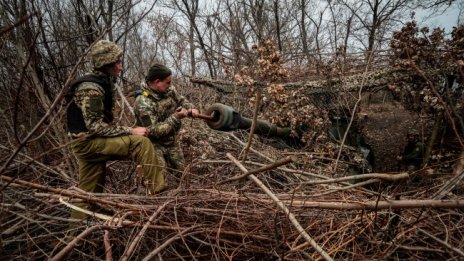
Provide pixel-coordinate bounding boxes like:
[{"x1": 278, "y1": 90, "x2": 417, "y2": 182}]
[
  {"x1": 402, "y1": 144, "x2": 423, "y2": 161},
  {"x1": 75, "y1": 82, "x2": 131, "y2": 136},
  {"x1": 171, "y1": 87, "x2": 201, "y2": 117},
  {"x1": 172, "y1": 87, "x2": 194, "y2": 109},
  {"x1": 134, "y1": 95, "x2": 181, "y2": 139}
]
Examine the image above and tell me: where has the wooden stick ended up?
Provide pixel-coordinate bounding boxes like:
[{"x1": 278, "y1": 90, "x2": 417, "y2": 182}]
[
  {"x1": 301, "y1": 172, "x2": 409, "y2": 185},
  {"x1": 120, "y1": 200, "x2": 173, "y2": 261},
  {"x1": 278, "y1": 199, "x2": 464, "y2": 210},
  {"x1": 104, "y1": 230, "x2": 113, "y2": 261},
  {"x1": 218, "y1": 156, "x2": 294, "y2": 184},
  {"x1": 50, "y1": 225, "x2": 114, "y2": 261},
  {"x1": 432, "y1": 151, "x2": 464, "y2": 199},
  {"x1": 141, "y1": 228, "x2": 199, "y2": 261},
  {"x1": 418, "y1": 228, "x2": 464, "y2": 257},
  {"x1": 1, "y1": 175, "x2": 140, "y2": 210},
  {"x1": 309, "y1": 179, "x2": 380, "y2": 197},
  {"x1": 59, "y1": 197, "x2": 133, "y2": 225},
  {"x1": 226, "y1": 153, "x2": 333, "y2": 261},
  {"x1": 239, "y1": 90, "x2": 261, "y2": 161}
]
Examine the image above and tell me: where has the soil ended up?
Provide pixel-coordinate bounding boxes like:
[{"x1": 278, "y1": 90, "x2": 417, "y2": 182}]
[{"x1": 360, "y1": 102, "x2": 428, "y2": 172}]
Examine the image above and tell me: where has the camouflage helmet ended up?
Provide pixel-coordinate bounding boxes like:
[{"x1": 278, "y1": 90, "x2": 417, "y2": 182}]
[{"x1": 89, "y1": 40, "x2": 123, "y2": 69}]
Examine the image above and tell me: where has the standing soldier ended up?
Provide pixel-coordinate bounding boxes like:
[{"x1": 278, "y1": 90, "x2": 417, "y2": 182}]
[
  {"x1": 134, "y1": 64, "x2": 199, "y2": 183},
  {"x1": 396, "y1": 130, "x2": 425, "y2": 171},
  {"x1": 66, "y1": 40, "x2": 164, "y2": 220}
]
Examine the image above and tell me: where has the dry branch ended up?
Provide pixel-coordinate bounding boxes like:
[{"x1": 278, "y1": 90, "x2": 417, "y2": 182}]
[
  {"x1": 432, "y1": 151, "x2": 464, "y2": 199},
  {"x1": 301, "y1": 172, "x2": 409, "y2": 185},
  {"x1": 281, "y1": 199, "x2": 464, "y2": 210},
  {"x1": 226, "y1": 153, "x2": 334, "y2": 261},
  {"x1": 141, "y1": 227, "x2": 200, "y2": 261},
  {"x1": 218, "y1": 156, "x2": 294, "y2": 184},
  {"x1": 418, "y1": 228, "x2": 464, "y2": 257},
  {"x1": 50, "y1": 225, "x2": 115, "y2": 261},
  {"x1": 120, "y1": 200, "x2": 173, "y2": 261}
]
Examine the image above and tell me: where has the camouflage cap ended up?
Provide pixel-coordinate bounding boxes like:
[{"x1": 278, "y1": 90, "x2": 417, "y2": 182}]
[
  {"x1": 89, "y1": 40, "x2": 123, "y2": 69},
  {"x1": 145, "y1": 63, "x2": 172, "y2": 82}
]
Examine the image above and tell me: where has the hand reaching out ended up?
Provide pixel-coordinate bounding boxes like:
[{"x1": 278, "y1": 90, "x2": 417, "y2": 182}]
[{"x1": 131, "y1": 127, "x2": 150, "y2": 136}]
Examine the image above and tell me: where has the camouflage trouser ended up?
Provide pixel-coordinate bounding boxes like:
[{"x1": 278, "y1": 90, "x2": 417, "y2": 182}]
[
  {"x1": 70, "y1": 135, "x2": 163, "y2": 220},
  {"x1": 153, "y1": 141, "x2": 185, "y2": 174}
]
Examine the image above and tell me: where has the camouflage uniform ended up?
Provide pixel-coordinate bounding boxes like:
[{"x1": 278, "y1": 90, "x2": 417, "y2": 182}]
[
  {"x1": 67, "y1": 40, "x2": 163, "y2": 220},
  {"x1": 400, "y1": 137, "x2": 425, "y2": 171},
  {"x1": 134, "y1": 81, "x2": 194, "y2": 173}
]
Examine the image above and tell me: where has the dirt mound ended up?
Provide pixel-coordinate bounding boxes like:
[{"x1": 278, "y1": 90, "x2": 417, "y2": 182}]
[{"x1": 361, "y1": 102, "x2": 425, "y2": 172}]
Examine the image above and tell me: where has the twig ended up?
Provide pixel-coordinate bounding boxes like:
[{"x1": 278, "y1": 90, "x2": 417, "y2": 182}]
[
  {"x1": 301, "y1": 172, "x2": 409, "y2": 185},
  {"x1": 310, "y1": 178, "x2": 380, "y2": 197},
  {"x1": 59, "y1": 197, "x2": 133, "y2": 225},
  {"x1": 0, "y1": 12, "x2": 38, "y2": 36},
  {"x1": 239, "y1": 90, "x2": 261, "y2": 161},
  {"x1": 104, "y1": 230, "x2": 113, "y2": 261},
  {"x1": 0, "y1": 144, "x2": 72, "y2": 181},
  {"x1": 278, "y1": 199, "x2": 464, "y2": 210},
  {"x1": 218, "y1": 156, "x2": 294, "y2": 185},
  {"x1": 141, "y1": 228, "x2": 200, "y2": 261},
  {"x1": 0, "y1": 48, "x2": 87, "y2": 176},
  {"x1": 226, "y1": 153, "x2": 333, "y2": 261},
  {"x1": 432, "y1": 151, "x2": 464, "y2": 199},
  {"x1": 50, "y1": 225, "x2": 114, "y2": 261},
  {"x1": 230, "y1": 133, "x2": 274, "y2": 162},
  {"x1": 406, "y1": 49, "x2": 464, "y2": 148},
  {"x1": 120, "y1": 200, "x2": 173, "y2": 261},
  {"x1": 1, "y1": 175, "x2": 140, "y2": 210},
  {"x1": 418, "y1": 228, "x2": 464, "y2": 257},
  {"x1": 332, "y1": 48, "x2": 376, "y2": 173}
]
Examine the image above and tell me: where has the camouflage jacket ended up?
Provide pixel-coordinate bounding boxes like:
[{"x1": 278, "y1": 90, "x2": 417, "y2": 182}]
[
  {"x1": 71, "y1": 70, "x2": 131, "y2": 137},
  {"x1": 402, "y1": 141, "x2": 425, "y2": 167},
  {"x1": 134, "y1": 82, "x2": 193, "y2": 146}
]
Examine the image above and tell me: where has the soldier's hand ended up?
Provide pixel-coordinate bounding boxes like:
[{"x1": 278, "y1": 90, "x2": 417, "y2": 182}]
[
  {"x1": 131, "y1": 127, "x2": 149, "y2": 136},
  {"x1": 175, "y1": 107, "x2": 188, "y2": 119},
  {"x1": 190, "y1": 108, "x2": 200, "y2": 117},
  {"x1": 396, "y1": 155, "x2": 402, "y2": 161}
]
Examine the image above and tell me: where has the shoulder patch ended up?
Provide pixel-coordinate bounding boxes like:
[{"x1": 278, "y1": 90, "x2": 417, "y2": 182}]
[{"x1": 143, "y1": 90, "x2": 149, "y2": 97}]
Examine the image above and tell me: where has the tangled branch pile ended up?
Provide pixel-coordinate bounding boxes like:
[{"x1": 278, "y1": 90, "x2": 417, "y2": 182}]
[
  {"x1": 2, "y1": 120, "x2": 464, "y2": 260},
  {"x1": 2, "y1": 25, "x2": 464, "y2": 261}
]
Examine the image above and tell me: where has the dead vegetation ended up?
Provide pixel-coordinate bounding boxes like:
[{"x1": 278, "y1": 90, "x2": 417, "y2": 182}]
[
  {"x1": 1, "y1": 119, "x2": 464, "y2": 260},
  {"x1": 1, "y1": 17, "x2": 464, "y2": 261}
]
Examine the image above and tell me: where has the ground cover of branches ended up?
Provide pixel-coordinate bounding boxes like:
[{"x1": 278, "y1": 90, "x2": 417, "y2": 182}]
[
  {"x1": 1, "y1": 117, "x2": 463, "y2": 261},
  {"x1": 1, "y1": 23, "x2": 464, "y2": 261}
]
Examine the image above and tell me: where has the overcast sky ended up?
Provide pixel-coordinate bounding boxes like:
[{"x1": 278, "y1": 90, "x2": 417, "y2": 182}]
[{"x1": 416, "y1": 3, "x2": 462, "y2": 33}]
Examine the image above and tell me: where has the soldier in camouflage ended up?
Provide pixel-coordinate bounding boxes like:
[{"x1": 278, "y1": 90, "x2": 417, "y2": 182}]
[
  {"x1": 66, "y1": 40, "x2": 163, "y2": 220},
  {"x1": 134, "y1": 64, "x2": 199, "y2": 178},
  {"x1": 396, "y1": 130, "x2": 425, "y2": 171}
]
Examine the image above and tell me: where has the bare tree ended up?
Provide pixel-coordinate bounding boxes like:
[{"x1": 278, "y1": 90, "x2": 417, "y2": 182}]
[{"x1": 172, "y1": 0, "x2": 215, "y2": 77}]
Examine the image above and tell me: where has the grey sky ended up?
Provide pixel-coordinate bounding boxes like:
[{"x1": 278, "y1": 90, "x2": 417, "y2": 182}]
[{"x1": 416, "y1": 3, "x2": 462, "y2": 33}]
